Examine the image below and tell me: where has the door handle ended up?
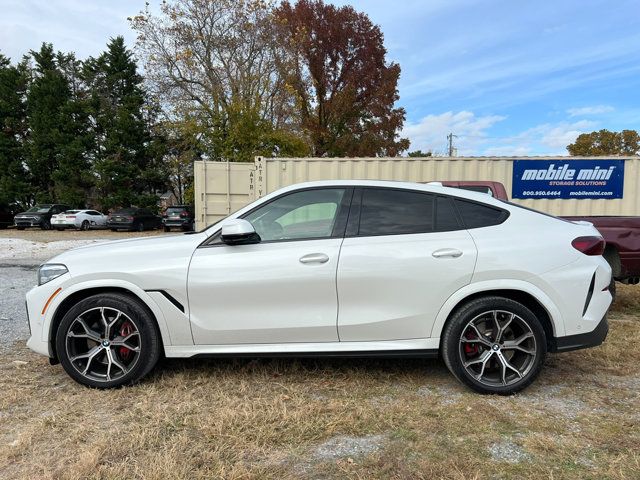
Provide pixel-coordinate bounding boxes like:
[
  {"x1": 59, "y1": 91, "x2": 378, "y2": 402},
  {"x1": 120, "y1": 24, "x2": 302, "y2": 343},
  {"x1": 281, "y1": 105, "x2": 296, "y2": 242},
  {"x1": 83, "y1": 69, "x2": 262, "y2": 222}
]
[
  {"x1": 299, "y1": 253, "x2": 330, "y2": 264},
  {"x1": 432, "y1": 248, "x2": 463, "y2": 258}
]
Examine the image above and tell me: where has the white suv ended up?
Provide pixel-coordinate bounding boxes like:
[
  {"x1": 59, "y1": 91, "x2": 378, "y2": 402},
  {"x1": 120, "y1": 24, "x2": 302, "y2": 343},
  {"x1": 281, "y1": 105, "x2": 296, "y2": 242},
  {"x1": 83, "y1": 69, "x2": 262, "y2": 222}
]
[{"x1": 26, "y1": 181, "x2": 612, "y2": 394}]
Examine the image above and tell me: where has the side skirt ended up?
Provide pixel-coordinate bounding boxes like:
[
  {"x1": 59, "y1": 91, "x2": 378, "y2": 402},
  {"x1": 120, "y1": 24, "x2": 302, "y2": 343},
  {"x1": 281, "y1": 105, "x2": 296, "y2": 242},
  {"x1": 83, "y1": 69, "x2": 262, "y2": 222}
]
[{"x1": 164, "y1": 338, "x2": 441, "y2": 359}]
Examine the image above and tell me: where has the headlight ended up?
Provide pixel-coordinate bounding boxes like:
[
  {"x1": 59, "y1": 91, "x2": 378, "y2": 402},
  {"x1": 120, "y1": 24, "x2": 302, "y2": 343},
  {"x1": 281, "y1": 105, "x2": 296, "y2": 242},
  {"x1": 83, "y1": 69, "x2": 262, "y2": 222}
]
[{"x1": 38, "y1": 264, "x2": 68, "y2": 286}]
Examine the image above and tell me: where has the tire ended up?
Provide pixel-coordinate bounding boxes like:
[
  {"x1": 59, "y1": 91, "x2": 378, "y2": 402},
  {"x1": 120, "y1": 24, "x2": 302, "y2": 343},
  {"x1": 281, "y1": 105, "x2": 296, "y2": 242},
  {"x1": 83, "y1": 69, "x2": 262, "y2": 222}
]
[
  {"x1": 80, "y1": 220, "x2": 90, "y2": 231},
  {"x1": 442, "y1": 296, "x2": 547, "y2": 395},
  {"x1": 110, "y1": 228, "x2": 118, "y2": 232},
  {"x1": 136, "y1": 222, "x2": 144, "y2": 232},
  {"x1": 41, "y1": 220, "x2": 51, "y2": 230},
  {"x1": 55, "y1": 293, "x2": 161, "y2": 388},
  {"x1": 17, "y1": 227, "x2": 25, "y2": 230},
  {"x1": 163, "y1": 226, "x2": 171, "y2": 232},
  {"x1": 56, "y1": 228, "x2": 64, "y2": 231}
]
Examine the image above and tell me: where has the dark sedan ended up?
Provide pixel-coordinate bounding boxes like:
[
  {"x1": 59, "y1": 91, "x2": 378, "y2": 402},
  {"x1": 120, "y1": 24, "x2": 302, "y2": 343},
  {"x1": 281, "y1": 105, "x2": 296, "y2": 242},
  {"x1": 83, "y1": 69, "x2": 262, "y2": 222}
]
[
  {"x1": 162, "y1": 205, "x2": 195, "y2": 232},
  {"x1": 0, "y1": 204, "x2": 15, "y2": 229},
  {"x1": 107, "y1": 208, "x2": 162, "y2": 232}
]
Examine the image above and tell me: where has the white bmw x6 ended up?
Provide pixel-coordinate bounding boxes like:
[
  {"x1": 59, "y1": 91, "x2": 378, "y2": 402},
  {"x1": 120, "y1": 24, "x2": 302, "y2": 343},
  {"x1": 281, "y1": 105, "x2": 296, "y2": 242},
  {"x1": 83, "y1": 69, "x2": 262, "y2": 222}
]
[{"x1": 26, "y1": 181, "x2": 612, "y2": 394}]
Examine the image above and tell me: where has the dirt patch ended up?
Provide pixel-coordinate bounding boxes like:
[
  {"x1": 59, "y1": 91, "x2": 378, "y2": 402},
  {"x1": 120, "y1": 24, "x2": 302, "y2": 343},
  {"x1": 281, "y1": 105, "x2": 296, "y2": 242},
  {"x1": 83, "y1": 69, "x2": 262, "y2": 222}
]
[
  {"x1": 312, "y1": 434, "x2": 386, "y2": 461},
  {"x1": 489, "y1": 439, "x2": 531, "y2": 463}
]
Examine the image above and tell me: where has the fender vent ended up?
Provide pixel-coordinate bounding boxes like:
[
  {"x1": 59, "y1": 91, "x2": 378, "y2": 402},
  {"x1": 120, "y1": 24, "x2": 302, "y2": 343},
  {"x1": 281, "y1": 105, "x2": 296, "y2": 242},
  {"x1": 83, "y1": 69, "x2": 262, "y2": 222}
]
[{"x1": 147, "y1": 290, "x2": 185, "y2": 313}]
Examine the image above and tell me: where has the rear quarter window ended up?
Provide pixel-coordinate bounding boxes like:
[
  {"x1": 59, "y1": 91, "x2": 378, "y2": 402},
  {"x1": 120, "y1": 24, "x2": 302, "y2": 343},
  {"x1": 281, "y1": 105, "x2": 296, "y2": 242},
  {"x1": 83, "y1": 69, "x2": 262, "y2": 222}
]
[{"x1": 454, "y1": 199, "x2": 509, "y2": 229}]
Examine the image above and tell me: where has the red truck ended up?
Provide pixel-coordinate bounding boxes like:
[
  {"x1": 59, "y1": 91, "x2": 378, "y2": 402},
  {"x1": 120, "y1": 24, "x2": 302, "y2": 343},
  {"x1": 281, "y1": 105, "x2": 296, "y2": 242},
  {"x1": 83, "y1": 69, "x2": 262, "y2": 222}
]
[{"x1": 439, "y1": 181, "x2": 640, "y2": 294}]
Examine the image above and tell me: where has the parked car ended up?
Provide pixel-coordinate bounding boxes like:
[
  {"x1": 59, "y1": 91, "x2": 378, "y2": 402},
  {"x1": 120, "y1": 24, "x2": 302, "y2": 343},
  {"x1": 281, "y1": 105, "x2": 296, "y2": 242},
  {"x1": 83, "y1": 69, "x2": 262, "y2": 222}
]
[
  {"x1": 162, "y1": 205, "x2": 195, "y2": 232},
  {"x1": 51, "y1": 210, "x2": 108, "y2": 231},
  {"x1": 107, "y1": 208, "x2": 162, "y2": 232},
  {"x1": 14, "y1": 204, "x2": 71, "y2": 230},
  {"x1": 26, "y1": 180, "x2": 611, "y2": 393},
  {"x1": 439, "y1": 181, "x2": 639, "y2": 296},
  {"x1": 0, "y1": 204, "x2": 14, "y2": 229}
]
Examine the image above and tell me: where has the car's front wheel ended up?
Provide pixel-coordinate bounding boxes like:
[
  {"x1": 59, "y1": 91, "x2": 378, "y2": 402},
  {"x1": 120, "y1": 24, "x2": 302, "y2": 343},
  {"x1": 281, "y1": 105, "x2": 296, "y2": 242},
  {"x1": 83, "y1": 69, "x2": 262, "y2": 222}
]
[
  {"x1": 442, "y1": 296, "x2": 546, "y2": 395},
  {"x1": 55, "y1": 293, "x2": 161, "y2": 388}
]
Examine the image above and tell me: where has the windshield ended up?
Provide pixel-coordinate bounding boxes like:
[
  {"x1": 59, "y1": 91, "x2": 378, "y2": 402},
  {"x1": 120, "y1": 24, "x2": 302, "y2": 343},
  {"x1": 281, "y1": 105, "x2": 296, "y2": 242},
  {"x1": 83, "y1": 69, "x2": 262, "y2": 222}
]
[{"x1": 26, "y1": 205, "x2": 52, "y2": 213}]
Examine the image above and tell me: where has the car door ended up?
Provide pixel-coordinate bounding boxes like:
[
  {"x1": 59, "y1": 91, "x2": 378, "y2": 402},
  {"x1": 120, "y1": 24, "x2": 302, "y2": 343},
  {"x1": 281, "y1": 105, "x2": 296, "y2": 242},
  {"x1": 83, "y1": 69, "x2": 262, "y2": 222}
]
[
  {"x1": 337, "y1": 188, "x2": 478, "y2": 342},
  {"x1": 188, "y1": 187, "x2": 352, "y2": 345}
]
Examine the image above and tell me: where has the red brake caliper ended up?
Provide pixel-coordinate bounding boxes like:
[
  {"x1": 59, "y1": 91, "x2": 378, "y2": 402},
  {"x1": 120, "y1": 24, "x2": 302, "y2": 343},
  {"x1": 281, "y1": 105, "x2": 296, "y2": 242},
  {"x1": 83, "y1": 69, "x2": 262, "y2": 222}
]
[
  {"x1": 118, "y1": 321, "x2": 134, "y2": 361},
  {"x1": 464, "y1": 330, "x2": 479, "y2": 356}
]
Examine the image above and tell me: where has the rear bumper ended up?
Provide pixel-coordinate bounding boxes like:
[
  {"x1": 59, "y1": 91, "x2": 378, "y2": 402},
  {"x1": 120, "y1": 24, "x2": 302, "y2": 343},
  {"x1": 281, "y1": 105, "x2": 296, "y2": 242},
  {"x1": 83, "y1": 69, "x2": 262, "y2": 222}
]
[
  {"x1": 164, "y1": 220, "x2": 192, "y2": 228},
  {"x1": 551, "y1": 315, "x2": 608, "y2": 353},
  {"x1": 107, "y1": 222, "x2": 134, "y2": 229}
]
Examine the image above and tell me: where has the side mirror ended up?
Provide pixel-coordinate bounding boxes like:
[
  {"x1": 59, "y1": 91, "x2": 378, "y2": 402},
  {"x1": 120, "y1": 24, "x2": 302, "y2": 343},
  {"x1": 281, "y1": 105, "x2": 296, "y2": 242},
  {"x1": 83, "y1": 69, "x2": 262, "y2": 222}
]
[{"x1": 221, "y1": 219, "x2": 261, "y2": 245}]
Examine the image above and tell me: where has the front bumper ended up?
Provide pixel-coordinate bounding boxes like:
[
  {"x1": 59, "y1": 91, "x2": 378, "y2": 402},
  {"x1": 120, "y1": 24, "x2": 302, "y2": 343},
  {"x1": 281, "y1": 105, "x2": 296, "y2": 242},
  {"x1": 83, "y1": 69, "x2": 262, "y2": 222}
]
[
  {"x1": 15, "y1": 218, "x2": 42, "y2": 227},
  {"x1": 551, "y1": 315, "x2": 609, "y2": 353}
]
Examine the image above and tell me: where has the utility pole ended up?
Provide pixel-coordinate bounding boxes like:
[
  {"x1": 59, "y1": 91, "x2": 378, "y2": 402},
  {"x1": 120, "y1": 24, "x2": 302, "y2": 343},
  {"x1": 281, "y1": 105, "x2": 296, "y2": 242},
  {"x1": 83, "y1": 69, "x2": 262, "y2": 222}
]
[{"x1": 447, "y1": 133, "x2": 457, "y2": 157}]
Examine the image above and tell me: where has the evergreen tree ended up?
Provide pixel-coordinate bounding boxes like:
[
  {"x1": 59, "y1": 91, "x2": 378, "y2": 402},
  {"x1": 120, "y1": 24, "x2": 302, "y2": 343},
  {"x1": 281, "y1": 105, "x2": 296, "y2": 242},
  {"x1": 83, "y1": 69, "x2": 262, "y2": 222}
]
[
  {"x1": 85, "y1": 37, "x2": 166, "y2": 210},
  {"x1": 26, "y1": 43, "x2": 71, "y2": 202},
  {"x1": 53, "y1": 52, "x2": 94, "y2": 206},
  {"x1": 0, "y1": 54, "x2": 30, "y2": 208}
]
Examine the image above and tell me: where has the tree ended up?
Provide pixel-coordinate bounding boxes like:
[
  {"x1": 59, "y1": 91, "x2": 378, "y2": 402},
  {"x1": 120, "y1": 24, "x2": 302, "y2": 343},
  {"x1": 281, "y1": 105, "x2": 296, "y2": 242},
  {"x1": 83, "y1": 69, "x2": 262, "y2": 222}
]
[
  {"x1": 407, "y1": 149, "x2": 432, "y2": 157},
  {"x1": 84, "y1": 37, "x2": 166, "y2": 210},
  {"x1": 26, "y1": 44, "x2": 72, "y2": 202},
  {"x1": 0, "y1": 54, "x2": 30, "y2": 208},
  {"x1": 130, "y1": 0, "x2": 307, "y2": 162},
  {"x1": 275, "y1": 0, "x2": 409, "y2": 157},
  {"x1": 52, "y1": 52, "x2": 95, "y2": 207},
  {"x1": 567, "y1": 129, "x2": 640, "y2": 156}
]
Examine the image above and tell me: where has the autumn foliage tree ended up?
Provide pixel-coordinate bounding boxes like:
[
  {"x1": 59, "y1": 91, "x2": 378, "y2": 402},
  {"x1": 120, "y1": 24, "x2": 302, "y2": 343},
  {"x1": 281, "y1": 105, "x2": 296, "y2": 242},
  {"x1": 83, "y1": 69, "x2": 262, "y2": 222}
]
[
  {"x1": 275, "y1": 0, "x2": 409, "y2": 157},
  {"x1": 567, "y1": 129, "x2": 640, "y2": 156},
  {"x1": 129, "y1": 0, "x2": 308, "y2": 162}
]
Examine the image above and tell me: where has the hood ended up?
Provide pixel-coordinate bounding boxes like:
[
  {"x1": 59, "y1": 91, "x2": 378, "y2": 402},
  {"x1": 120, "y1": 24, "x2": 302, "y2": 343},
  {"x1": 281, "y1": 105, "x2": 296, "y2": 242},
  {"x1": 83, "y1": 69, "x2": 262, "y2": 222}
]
[
  {"x1": 47, "y1": 232, "x2": 208, "y2": 271},
  {"x1": 16, "y1": 211, "x2": 42, "y2": 217}
]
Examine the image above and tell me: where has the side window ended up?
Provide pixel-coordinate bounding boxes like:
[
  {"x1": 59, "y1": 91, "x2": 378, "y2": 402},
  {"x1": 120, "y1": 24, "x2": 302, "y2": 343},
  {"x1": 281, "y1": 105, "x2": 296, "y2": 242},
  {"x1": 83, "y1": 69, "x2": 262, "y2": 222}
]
[
  {"x1": 435, "y1": 196, "x2": 462, "y2": 231},
  {"x1": 454, "y1": 199, "x2": 508, "y2": 229},
  {"x1": 244, "y1": 188, "x2": 347, "y2": 241},
  {"x1": 358, "y1": 189, "x2": 434, "y2": 236}
]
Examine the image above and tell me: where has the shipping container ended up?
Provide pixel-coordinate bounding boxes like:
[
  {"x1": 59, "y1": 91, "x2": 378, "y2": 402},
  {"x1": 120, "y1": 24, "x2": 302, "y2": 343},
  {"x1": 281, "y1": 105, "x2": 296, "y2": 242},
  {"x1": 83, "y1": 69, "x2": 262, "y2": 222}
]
[{"x1": 194, "y1": 156, "x2": 640, "y2": 229}]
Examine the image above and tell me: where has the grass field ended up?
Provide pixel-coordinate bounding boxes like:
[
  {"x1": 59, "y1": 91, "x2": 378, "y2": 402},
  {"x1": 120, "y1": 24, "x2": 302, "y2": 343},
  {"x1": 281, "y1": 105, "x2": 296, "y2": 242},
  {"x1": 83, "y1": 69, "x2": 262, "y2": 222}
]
[{"x1": 1, "y1": 287, "x2": 639, "y2": 479}]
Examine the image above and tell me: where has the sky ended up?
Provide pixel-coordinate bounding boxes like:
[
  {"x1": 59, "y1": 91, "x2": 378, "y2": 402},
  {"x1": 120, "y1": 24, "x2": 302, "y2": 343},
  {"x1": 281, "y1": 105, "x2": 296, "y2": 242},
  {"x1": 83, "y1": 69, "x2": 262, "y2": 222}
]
[{"x1": 1, "y1": 0, "x2": 639, "y2": 156}]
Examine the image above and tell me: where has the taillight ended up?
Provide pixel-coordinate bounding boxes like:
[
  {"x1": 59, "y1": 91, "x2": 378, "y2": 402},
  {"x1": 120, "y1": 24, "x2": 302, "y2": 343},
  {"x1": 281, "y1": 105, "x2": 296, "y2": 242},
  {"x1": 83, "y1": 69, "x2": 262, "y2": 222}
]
[
  {"x1": 128, "y1": 216, "x2": 134, "y2": 221},
  {"x1": 572, "y1": 236, "x2": 605, "y2": 256},
  {"x1": 180, "y1": 211, "x2": 188, "y2": 217}
]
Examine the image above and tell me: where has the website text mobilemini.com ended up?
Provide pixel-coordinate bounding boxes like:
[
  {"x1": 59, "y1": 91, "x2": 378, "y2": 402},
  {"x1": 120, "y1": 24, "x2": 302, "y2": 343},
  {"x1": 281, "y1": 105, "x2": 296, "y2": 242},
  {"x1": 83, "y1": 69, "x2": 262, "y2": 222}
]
[{"x1": 568, "y1": 191, "x2": 615, "y2": 196}]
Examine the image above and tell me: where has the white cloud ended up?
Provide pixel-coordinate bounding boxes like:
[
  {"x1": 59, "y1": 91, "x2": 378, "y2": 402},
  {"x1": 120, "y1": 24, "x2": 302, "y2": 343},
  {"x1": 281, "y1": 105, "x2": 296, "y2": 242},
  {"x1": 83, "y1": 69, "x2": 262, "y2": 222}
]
[
  {"x1": 566, "y1": 105, "x2": 614, "y2": 117},
  {"x1": 481, "y1": 120, "x2": 598, "y2": 156},
  {"x1": 402, "y1": 111, "x2": 506, "y2": 155},
  {"x1": 403, "y1": 110, "x2": 598, "y2": 156}
]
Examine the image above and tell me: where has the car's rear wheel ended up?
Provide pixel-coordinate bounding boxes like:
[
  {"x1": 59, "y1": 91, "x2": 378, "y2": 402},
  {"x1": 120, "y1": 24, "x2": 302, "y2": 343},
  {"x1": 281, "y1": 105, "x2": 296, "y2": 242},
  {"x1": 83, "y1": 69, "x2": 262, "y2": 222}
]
[
  {"x1": 136, "y1": 222, "x2": 144, "y2": 232},
  {"x1": 55, "y1": 293, "x2": 161, "y2": 388},
  {"x1": 163, "y1": 226, "x2": 171, "y2": 232},
  {"x1": 41, "y1": 220, "x2": 51, "y2": 230},
  {"x1": 442, "y1": 296, "x2": 546, "y2": 395},
  {"x1": 80, "y1": 220, "x2": 90, "y2": 231}
]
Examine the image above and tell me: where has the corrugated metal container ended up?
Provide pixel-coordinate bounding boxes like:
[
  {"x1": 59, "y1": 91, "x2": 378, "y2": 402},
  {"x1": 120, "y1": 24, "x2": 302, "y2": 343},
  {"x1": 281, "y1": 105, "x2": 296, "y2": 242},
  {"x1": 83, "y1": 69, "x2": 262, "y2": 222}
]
[{"x1": 195, "y1": 156, "x2": 640, "y2": 229}]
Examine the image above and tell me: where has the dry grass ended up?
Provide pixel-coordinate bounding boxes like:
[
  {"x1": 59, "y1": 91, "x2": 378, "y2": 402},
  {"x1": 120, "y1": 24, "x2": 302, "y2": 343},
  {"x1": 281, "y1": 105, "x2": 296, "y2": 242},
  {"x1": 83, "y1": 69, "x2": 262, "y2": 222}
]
[{"x1": 1, "y1": 289, "x2": 639, "y2": 479}]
